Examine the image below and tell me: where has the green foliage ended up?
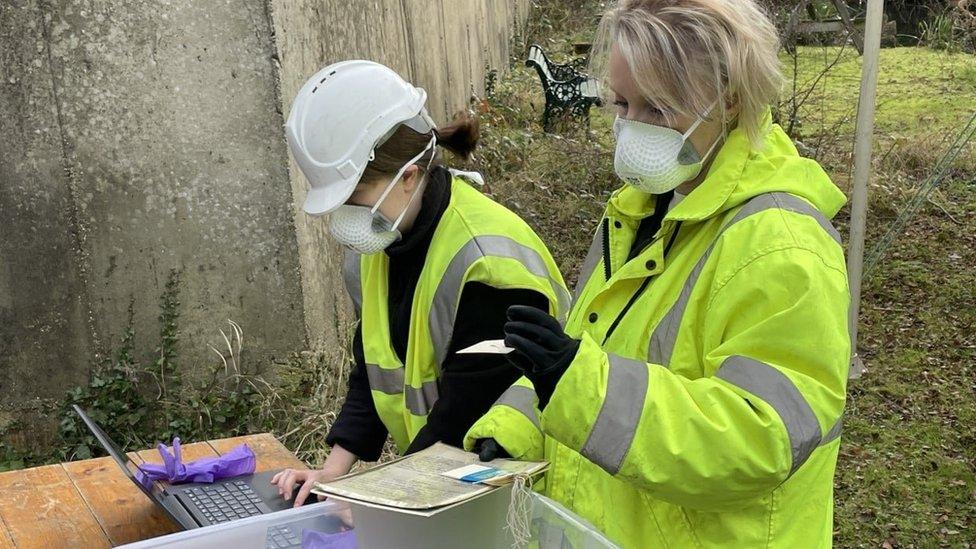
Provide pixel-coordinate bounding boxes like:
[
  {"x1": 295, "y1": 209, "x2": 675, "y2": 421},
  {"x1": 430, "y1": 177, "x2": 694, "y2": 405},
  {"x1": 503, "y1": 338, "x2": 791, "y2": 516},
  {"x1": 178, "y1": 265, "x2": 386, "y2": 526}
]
[
  {"x1": 55, "y1": 269, "x2": 275, "y2": 463},
  {"x1": 0, "y1": 457, "x2": 25, "y2": 473},
  {"x1": 886, "y1": 0, "x2": 963, "y2": 44},
  {"x1": 154, "y1": 269, "x2": 183, "y2": 400},
  {"x1": 59, "y1": 301, "x2": 149, "y2": 460},
  {"x1": 0, "y1": 438, "x2": 27, "y2": 473},
  {"x1": 837, "y1": 178, "x2": 976, "y2": 544},
  {"x1": 919, "y1": 10, "x2": 963, "y2": 52}
]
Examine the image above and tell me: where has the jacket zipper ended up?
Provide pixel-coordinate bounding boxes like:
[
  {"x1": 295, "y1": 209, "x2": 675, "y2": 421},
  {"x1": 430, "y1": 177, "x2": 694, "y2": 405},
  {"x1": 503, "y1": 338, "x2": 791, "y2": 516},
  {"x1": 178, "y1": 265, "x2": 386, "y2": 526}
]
[
  {"x1": 602, "y1": 221, "x2": 683, "y2": 345},
  {"x1": 601, "y1": 217, "x2": 612, "y2": 282}
]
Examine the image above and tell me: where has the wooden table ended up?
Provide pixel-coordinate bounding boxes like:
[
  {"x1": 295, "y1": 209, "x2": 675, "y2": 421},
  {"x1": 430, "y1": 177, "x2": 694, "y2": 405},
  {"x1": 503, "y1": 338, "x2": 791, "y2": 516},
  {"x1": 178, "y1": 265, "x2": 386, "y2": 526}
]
[{"x1": 0, "y1": 433, "x2": 307, "y2": 548}]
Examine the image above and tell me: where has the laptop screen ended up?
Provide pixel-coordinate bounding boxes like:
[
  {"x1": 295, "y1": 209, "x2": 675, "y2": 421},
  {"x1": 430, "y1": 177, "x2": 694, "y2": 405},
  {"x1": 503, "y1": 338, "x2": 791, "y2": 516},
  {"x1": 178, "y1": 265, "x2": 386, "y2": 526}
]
[{"x1": 72, "y1": 405, "x2": 189, "y2": 527}]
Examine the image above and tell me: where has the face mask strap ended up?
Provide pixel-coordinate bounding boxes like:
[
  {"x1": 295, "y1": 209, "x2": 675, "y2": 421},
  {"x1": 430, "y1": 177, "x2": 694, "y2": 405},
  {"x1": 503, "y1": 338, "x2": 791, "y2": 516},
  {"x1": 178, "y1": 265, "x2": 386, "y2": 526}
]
[
  {"x1": 369, "y1": 135, "x2": 437, "y2": 216},
  {"x1": 680, "y1": 100, "x2": 720, "y2": 140},
  {"x1": 699, "y1": 130, "x2": 724, "y2": 163},
  {"x1": 389, "y1": 135, "x2": 438, "y2": 231}
]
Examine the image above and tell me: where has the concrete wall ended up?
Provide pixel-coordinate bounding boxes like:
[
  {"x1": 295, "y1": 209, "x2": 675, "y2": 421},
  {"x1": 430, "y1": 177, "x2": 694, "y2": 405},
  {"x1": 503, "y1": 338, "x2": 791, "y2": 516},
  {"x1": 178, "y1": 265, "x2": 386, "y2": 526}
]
[{"x1": 0, "y1": 0, "x2": 529, "y2": 442}]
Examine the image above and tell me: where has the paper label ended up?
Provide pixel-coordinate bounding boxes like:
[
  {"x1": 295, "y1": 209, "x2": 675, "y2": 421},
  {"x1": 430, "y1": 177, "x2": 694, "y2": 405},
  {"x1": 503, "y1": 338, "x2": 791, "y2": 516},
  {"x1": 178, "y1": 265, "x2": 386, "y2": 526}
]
[
  {"x1": 456, "y1": 339, "x2": 514, "y2": 355},
  {"x1": 441, "y1": 464, "x2": 504, "y2": 483}
]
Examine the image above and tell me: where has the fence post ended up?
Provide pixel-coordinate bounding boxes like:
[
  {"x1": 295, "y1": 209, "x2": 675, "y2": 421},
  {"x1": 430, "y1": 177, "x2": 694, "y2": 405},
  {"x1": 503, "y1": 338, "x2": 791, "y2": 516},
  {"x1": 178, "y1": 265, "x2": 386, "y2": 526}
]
[{"x1": 846, "y1": 0, "x2": 885, "y2": 379}]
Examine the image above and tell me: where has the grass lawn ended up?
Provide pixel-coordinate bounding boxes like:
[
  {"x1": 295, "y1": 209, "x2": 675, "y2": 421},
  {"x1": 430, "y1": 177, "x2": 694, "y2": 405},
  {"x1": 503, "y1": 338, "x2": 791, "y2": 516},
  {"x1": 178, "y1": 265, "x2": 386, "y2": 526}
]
[{"x1": 786, "y1": 45, "x2": 976, "y2": 138}]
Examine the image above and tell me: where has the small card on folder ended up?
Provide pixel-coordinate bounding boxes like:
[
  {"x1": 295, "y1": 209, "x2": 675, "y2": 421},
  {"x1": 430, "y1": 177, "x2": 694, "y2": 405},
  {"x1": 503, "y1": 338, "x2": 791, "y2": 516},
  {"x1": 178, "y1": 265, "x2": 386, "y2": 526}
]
[
  {"x1": 441, "y1": 464, "x2": 505, "y2": 483},
  {"x1": 456, "y1": 339, "x2": 514, "y2": 355}
]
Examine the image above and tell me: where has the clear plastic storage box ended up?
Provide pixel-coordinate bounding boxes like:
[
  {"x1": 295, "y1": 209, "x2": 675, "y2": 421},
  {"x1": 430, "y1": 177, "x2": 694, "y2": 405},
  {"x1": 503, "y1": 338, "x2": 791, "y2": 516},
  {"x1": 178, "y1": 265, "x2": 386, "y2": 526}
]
[{"x1": 120, "y1": 491, "x2": 619, "y2": 548}]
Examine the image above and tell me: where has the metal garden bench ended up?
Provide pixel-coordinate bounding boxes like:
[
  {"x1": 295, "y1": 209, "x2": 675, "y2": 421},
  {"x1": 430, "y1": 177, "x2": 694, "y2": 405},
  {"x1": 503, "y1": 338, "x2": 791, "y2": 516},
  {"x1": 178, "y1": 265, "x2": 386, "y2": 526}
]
[{"x1": 525, "y1": 44, "x2": 602, "y2": 131}]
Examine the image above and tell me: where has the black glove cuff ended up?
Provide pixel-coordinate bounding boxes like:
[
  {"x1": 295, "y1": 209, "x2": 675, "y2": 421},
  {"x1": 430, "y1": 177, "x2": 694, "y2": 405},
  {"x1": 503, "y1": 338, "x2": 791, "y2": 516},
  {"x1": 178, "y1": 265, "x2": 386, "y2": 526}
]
[
  {"x1": 529, "y1": 339, "x2": 579, "y2": 409},
  {"x1": 530, "y1": 369, "x2": 561, "y2": 410}
]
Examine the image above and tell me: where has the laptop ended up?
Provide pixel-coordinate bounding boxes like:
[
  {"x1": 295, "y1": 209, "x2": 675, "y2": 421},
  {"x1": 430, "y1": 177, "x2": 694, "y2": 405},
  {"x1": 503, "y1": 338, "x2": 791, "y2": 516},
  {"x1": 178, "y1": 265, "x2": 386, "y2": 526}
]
[{"x1": 73, "y1": 404, "x2": 312, "y2": 529}]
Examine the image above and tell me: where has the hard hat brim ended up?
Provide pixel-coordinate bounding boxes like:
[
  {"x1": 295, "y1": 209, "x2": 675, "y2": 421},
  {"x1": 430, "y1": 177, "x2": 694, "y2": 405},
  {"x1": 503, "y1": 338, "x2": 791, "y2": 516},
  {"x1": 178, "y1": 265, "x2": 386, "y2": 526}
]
[{"x1": 302, "y1": 179, "x2": 357, "y2": 216}]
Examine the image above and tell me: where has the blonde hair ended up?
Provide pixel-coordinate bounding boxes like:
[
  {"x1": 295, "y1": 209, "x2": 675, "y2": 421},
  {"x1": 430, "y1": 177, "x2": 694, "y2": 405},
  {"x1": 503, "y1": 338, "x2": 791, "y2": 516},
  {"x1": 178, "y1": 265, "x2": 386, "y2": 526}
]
[{"x1": 591, "y1": 0, "x2": 783, "y2": 148}]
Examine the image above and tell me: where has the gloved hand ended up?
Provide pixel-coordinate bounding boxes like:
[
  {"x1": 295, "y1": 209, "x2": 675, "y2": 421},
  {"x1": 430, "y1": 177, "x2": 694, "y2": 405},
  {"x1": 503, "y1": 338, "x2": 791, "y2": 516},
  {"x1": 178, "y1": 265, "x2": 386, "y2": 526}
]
[
  {"x1": 473, "y1": 438, "x2": 511, "y2": 462},
  {"x1": 503, "y1": 305, "x2": 580, "y2": 409}
]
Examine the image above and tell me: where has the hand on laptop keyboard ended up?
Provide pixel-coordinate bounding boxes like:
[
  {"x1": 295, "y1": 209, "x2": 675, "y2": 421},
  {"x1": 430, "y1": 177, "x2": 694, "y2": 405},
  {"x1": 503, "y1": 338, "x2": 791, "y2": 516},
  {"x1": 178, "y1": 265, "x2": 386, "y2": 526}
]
[{"x1": 270, "y1": 468, "x2": 339, "y2": 508}]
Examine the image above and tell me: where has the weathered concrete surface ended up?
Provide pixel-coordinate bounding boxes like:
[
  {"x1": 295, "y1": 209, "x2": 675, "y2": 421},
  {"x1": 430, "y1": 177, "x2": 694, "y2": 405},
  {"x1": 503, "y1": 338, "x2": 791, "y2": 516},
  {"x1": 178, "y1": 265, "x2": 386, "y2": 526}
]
[
  {"x1": 1, "y1": 0, "x2": 530, "y2": 442},
  {"x1": 1, "y1": 0, "x2": 306, "y2": 410},
  {"x1": 41, "y1": 0, "x2": 306, "y2": 369},
  {"x1": 0, "y1": 0, "x2": 95, "y2": 401}
]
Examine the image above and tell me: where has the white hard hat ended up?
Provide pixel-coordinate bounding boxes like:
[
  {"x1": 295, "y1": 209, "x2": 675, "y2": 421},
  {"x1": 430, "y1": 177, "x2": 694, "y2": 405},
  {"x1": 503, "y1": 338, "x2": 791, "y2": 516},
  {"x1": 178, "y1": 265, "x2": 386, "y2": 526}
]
[{"x1": 285, "y1": 60, "x2": 436, "y2": 215}]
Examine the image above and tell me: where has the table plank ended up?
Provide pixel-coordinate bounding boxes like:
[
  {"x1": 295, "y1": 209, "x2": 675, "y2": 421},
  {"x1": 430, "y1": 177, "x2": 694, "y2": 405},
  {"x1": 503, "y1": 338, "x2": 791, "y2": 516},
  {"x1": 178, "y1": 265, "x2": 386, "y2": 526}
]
[
  {"x1": 208, "y1": 434, "x2": 307, "y2": 472},
  {"x1": 0, "y1": 464, "x2": 111, "y2": 548},
  {"x1": 0, "y1": 515, "x2": 15, "y2": 549},
  {"x1": 63, "y1": 456, "x2": 178, "y2": 545}
]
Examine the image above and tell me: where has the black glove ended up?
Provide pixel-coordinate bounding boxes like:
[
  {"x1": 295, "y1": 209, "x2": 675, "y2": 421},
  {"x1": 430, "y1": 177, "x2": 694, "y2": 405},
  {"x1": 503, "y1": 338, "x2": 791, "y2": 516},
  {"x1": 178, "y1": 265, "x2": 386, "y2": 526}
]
[
  {"x1": 503, "y1": 305, "x2": 580, "y2": 409},
  {"x1": 474, "y1": 438, "x2": 511, "y2": 462}
]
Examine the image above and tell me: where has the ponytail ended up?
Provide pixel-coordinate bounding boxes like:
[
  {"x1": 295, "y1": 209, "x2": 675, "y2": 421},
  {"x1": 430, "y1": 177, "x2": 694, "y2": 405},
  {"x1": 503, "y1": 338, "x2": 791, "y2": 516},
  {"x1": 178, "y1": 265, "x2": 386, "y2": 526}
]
[
  {"x1": 434, "y1": 113, "x2": 480, "y2": 159},
  {"x1": 359, "y1": 111, "x2": 480, "y2": 186}
]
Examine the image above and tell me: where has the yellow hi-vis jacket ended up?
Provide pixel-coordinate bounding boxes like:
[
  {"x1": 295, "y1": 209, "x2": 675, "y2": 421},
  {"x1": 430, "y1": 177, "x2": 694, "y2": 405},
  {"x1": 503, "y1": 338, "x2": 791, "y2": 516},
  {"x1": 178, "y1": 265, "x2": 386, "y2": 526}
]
[
  {"x1": 346, "y1": 174, "x2": 569, "y2": 453},
  {"x1": 466, "y1": 114, "x2": 850, "y2": 547}
]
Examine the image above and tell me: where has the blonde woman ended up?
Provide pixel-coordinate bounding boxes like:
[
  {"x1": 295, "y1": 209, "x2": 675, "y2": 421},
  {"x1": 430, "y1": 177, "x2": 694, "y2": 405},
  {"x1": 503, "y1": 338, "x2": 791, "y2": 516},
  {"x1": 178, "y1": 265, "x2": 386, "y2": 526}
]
[{"x1": 466, "y1": 0, "x2": 850, "y2": 546}]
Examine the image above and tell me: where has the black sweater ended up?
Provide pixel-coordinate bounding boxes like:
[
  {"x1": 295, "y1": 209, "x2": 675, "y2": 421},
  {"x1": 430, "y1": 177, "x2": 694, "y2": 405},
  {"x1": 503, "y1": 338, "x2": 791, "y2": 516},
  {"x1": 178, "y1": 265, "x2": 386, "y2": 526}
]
[{"x1": 325, "y1": 167, "x2": 549, "y2": 461}]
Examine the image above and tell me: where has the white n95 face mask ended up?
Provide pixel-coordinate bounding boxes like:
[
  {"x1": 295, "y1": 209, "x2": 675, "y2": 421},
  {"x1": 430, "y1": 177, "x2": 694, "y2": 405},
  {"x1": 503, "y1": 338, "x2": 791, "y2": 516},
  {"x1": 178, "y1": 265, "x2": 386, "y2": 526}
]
[
  {"x1": 613, "y1": 104, "x2": 721, "y2": 194},
  {"x1": 328, "y1": 135, "x2": 437, "y2": 254},
  {"x1": 328, "y1": 205, "x2": 400, "y2": 255}
]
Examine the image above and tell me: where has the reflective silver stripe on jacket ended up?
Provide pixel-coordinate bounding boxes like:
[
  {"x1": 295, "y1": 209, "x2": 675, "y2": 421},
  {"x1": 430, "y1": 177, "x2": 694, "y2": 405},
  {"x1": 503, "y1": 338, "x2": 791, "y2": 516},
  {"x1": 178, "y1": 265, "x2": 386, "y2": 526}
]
[
  {"x1": 575, "y1": 355, "x2": 841, "y2": 478},
  {"x1": 429, "y1": 235, "x2": 571, "y2": 366},
  {"x1": 404, "y1": 381, "x2": 440, "y2": 416},
  {"x1": 648, "y1": 192, "x2": 842, "y2": 366},
  {"x1": 573, "y1": 222, "x2": 604, "y2": 302},
  {"x1": 579, "y1": 354, "x2": 649, "y2": 475},
  {"x1": 494, "y1": 384, "x2": 541, "y2": 430},
  {"x1": 365, "y1": 363, "x2": 403, "y2": 394},
  {"x1": 365, "y1": 363, "x2": 439, "y2": 416},
  {"x1": 820, "y1": 416, "x2": 843, "y2": 446},
  {"x1": 342, "y1": 250, "x2": 363, "y2": 314},
  {"x1": 715, "y1": 355, "x2": 829, "y2": 475}
]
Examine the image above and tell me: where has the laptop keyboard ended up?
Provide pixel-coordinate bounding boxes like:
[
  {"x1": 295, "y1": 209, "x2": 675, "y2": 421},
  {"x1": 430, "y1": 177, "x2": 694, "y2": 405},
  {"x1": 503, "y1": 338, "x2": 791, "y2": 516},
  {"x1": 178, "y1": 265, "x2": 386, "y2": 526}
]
[
  {"x1": 185, "y1": 480, "x2": 264, "y2": 524},
  {"x1": 265, "y1": 524, "x2": 302, "y2": 548}
]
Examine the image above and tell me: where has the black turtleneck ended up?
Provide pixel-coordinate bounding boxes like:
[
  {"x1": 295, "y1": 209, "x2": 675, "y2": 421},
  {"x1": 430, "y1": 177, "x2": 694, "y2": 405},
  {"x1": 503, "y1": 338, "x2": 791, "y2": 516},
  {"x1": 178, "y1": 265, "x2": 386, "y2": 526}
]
[
  {"x1": 628, "y1": 190, "x2": 674, "y2": 261},
  {"x1": 325, "y1": 166, "x2": 549, "y2": 461}
]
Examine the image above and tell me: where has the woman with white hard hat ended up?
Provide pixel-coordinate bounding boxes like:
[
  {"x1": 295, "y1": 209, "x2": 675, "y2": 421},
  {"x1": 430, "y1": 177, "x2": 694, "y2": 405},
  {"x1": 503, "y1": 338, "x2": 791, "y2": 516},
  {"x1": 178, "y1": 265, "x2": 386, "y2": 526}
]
[
  {"x1": 270, "y1": 60, "x2": 569, "y2": 506},
  {"x1": 465, "y1": 0, "x2": 851, "y2": 546}
]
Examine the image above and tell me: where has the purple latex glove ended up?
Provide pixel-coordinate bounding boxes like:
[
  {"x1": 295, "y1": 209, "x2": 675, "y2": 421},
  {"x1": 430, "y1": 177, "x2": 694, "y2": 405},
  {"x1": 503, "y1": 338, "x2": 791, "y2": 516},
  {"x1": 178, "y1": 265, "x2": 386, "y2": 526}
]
[
  {"x1": 302, "y1": 529, "x2": 358, "y2": 549},
  {"x1": 138, "y1": 437, "x2": 256, "y2": 484},
  {"x1": 134, "y1": 467, "x2": 155, "y2": 491}
]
